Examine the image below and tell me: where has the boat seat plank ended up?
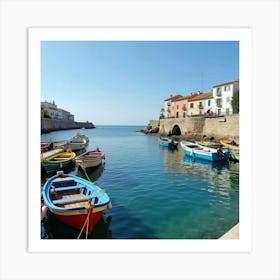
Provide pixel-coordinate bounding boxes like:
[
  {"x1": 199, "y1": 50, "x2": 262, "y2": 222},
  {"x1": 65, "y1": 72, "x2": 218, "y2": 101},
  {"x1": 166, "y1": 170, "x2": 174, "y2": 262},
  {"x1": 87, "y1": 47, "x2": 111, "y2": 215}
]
[
  {"x1": 53, "y1": 195, "x2": 94, "y2": 205},
  {"x1": 52, "y1": 185, "x2": 82, "y2": 192},
  {"x1": 52, "y1": 179, "x2": 76, "y2": 187},
  {"x1": 53, "y1": 177, "x2": 73, "y2": 182}
]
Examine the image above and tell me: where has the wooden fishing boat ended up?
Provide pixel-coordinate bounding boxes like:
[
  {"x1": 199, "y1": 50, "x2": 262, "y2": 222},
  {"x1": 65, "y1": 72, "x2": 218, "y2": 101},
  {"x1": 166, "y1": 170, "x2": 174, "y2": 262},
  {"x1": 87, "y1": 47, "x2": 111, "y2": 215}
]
[
  {"x1": 75, "y1": 148, "x2": 105, "y2": 170},
  {"x1": 42, "y1": 171, "x2": 112, "y2": 234},
  {"x1": 220, "y1": 139, "x2": 239, "y2": 161},
  {"x1": 67, "y1": 133, "x2": 88, "y2": 151},
  {"x1": 41, "y1": 142, "x2": 51, "y2": 152},
  {"x1": 228, "y1": 150, "x2": 239, "y2": 161},
  {"x1": 41, "y1": 151, "x2": 76, "y2": 173},
  {"x1": 158, "y1": 136, "x2": 178, "y2": 149},
  {"x1": 180, "y1": 141, "x2": 230, "y2": 161},
  {"x1": 220, "y1": 139, "x2": 239, "y2": 147},
  {"x1": 41, "y1": 140, "x2": 67, "y2": 152},
  {"x1": 196, "y1": 141, "x2": 221, "y2": 149}
]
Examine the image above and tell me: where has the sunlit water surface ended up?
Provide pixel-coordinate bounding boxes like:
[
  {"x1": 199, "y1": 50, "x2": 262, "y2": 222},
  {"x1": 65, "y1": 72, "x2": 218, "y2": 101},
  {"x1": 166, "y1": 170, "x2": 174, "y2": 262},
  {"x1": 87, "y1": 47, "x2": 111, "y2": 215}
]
[{"x1": 41, "y1": 126, "x2": 239, "y2": 239}]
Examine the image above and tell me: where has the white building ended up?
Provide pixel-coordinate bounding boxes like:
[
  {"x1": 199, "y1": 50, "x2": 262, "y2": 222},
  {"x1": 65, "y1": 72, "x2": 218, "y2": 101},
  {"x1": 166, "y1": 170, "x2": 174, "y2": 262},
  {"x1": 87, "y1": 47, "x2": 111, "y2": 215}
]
[
  {"x1": 41, "y1": 101, "x2": 74, "y2": 121},
  {"x1": 212, "y1": 79, "x2": 239, "y2": 115}
]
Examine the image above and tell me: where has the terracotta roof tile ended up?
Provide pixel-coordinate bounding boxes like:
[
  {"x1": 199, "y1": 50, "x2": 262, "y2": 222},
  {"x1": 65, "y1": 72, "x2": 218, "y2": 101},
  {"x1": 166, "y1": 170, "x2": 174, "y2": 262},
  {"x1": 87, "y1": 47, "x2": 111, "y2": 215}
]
[
  {"x1": 176, "y1": 93, "x2": 200, "y2": 101},
  {"x1": 164, "y1": 94, "x2": 183, "y2": 102},
  {"x1": 188, "y1": 92, "x2": 213, "y2": 101},
  {"x1": 212, "y1": 79, "x2": 239, "y2": 88}
]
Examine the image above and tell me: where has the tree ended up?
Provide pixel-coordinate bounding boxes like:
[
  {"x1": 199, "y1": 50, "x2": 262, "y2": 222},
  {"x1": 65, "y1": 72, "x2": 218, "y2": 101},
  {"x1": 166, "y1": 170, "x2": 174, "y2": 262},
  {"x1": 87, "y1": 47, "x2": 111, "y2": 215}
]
[{"x1": 231, "y1": 91, "x2": 239, "y2": 113}]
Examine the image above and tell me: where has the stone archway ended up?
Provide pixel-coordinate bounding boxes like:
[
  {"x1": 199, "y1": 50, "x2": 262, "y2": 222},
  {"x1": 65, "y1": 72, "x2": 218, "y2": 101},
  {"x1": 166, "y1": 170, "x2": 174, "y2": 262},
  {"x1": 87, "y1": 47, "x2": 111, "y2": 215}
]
[{"x1": 172, "y1": 124, "x2": 182, "y2": 135}]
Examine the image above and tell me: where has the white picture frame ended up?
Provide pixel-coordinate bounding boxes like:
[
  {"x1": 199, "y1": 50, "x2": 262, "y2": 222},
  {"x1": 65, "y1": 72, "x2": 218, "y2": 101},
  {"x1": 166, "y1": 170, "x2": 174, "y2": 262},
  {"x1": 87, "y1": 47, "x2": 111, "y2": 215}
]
[{"x1": 1, "y1": 1, "x2": 279, "y2": 279}]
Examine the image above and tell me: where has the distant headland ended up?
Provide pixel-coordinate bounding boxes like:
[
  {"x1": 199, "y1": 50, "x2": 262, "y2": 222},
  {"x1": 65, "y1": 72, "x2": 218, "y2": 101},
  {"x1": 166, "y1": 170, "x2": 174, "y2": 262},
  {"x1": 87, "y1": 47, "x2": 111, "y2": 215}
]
[{"x1": 41, "y1": 100, "x2": 95, "y2": 134}]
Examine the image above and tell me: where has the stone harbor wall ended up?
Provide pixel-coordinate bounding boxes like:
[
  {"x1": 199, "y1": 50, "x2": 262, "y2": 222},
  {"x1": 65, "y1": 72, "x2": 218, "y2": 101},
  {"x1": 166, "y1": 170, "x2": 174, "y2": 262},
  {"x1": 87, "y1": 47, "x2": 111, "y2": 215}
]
[
  {"x1": 157, "y1": 115, "x2": 239, "y2": 140},
  {"x1": 41, "y1": 118, "x2": 95, "y2": 134}
]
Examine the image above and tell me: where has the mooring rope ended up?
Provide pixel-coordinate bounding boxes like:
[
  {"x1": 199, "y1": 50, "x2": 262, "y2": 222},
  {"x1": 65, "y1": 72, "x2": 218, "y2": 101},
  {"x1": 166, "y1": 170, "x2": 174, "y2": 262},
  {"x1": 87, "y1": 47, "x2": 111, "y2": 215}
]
[
  {"x1": 77, "y1": 202, "x2": 93, "y2": 239},
  {"x1": 81, "y1": 159, "x2": 93, "y2": 183}
]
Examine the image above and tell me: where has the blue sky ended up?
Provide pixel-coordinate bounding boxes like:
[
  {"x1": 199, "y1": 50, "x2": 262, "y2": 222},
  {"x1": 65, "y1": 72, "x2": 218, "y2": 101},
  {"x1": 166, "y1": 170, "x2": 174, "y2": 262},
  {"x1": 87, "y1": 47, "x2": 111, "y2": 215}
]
[{"x1": 41, "y1": 41, "x2": 239, "y2": 125}]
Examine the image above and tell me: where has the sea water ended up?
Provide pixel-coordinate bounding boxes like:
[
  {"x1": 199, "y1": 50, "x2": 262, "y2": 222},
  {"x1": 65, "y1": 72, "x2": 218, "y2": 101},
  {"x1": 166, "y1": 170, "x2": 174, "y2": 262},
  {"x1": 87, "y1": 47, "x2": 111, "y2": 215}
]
[{"x1": 41, "y1": 125, "x2": 239, "y2": 239}]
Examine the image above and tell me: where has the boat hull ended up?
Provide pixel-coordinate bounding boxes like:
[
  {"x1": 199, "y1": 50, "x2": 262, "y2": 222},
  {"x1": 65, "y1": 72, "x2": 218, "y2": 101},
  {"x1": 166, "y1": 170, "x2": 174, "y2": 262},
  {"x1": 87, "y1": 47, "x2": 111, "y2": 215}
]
[
  {"x1": 42, "y1": 151, "x2": 76, "y2": 173},
  {"x1": 158, "y1": 137, "x2": 178, "y2": 149},
  {"x1": 48, "y1": 203, "x2": 112, "y2": 233},
  {"x1": 43, "y1": 160, "x2": 74, "y2": 173},
  {"x1": 76, "y1": 158, "x2": 103, "y2": 169},
  {"x1": 180, "y1": 141, "x2": 230, "y2": 161},
  {"x1": 75, "y1": 150, "x2": 105, "y2": 169},
  {"x1": 42, "y1": 172, "x2": 112, "y2": 234},
  {"x1": 55, "y1": 210, "x2": 104, "y2": 233},
  {"x1": 220, "y1": 140, "x2": 239, "y2": 161},
  {"x1": 67, "y1": 133, "x2": 89, "y2": 151},
  {"x1": 68, "y1": 142, "x2": 87, "y2": 151},
  {"x1": 229, "y1": 150, "x2": 239, "y2": 161}
]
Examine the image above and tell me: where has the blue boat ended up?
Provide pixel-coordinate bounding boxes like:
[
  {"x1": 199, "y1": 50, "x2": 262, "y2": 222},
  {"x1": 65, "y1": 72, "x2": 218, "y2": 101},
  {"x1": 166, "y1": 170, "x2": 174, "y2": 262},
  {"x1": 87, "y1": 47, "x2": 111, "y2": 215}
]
[
  {"x1": 180, "y1": 141, "x2": 230, "y2": 161},
  {"x1": 158, "y1": 137, "x2": 178, "y2": 149},
  {"x1": 42, "y1": 171, "x2": 112, "y2": 234}
]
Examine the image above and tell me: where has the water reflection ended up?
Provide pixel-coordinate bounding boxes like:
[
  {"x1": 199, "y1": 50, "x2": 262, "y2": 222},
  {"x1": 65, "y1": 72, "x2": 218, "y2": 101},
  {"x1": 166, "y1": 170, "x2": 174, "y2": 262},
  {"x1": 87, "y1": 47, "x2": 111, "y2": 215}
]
[
  {"x1": 177, "y1": 156, "x2": 238, "y2": 206},
  {"x1": 76, "y1": 162, "x2": 105, "y2": 183},
  {"x1": 182, "y1": 155, "x2": 233, "y2": 189},
  {"x1": 182, "y1": 155, "x2": 230, "y2": 169}
]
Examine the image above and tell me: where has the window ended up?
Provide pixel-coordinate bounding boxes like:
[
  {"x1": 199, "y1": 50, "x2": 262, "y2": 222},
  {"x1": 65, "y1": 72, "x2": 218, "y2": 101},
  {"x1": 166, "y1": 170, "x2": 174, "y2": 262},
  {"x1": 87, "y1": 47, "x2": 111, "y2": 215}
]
[
  {"x1": 190, "y1": 103, "x2": 194, "y2": 108},
  {"x1": 224, "y1": 85, "x2": 231, "y2": 91},
  {"x1": 216, "y1": 87, "x2": 222, "y2": 96},
  {"x1": 216, "y1": 99, "x2": 222, "y2": 107},
  {"x1": 207, "y1": 99, "x2": 211, "y2": 106}
]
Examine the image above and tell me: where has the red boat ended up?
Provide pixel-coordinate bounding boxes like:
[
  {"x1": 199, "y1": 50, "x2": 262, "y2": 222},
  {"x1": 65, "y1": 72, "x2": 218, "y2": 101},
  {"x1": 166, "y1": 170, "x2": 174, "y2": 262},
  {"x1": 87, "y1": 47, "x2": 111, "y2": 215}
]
[{"x1": 42, "y1": 171, "x2": 112, "y2": 234}]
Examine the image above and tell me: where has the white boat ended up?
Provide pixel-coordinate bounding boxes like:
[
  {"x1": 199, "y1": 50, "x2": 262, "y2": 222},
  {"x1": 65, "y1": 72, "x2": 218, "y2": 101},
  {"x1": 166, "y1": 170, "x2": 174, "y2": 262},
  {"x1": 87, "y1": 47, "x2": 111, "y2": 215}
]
[
  {"x1": 180, "y1": 141, "x2": 230, "y2": 161},
  {"x1": 67, "y1": 133, "x2": 89, "y2": 151},
  {"x1": 75, "y1": 148, "x2": 105, "y2": 169}
]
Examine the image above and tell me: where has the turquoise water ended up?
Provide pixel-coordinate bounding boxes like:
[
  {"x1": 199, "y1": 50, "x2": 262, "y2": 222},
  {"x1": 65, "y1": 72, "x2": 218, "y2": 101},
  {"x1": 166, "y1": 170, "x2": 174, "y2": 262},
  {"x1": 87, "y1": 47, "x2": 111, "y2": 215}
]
[{"x1": 41, "y1": 126, "x2": 239, "y2": 239}]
